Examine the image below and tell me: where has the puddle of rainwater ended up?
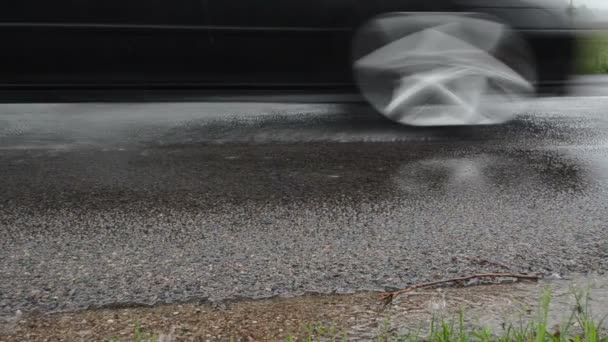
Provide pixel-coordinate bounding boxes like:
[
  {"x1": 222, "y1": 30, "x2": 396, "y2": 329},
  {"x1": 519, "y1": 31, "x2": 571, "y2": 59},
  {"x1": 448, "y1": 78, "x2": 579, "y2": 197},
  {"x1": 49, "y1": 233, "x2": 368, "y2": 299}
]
[{"x1": 359, "y1": 273, "x2": 608, "y2": 340}]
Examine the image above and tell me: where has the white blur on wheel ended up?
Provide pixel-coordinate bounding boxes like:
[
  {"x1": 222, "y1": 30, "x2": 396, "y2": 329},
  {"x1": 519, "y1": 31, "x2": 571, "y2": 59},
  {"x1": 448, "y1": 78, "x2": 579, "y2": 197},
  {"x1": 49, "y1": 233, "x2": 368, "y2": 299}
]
[{"x1": 352, "y1": 13, "x2": 536, "y2": 126}]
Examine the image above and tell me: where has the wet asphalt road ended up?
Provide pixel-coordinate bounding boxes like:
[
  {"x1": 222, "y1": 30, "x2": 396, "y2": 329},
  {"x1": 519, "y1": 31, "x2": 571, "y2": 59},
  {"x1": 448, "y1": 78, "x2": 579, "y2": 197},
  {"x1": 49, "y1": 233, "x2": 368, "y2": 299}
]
[{"x1": 1, "y1": 97, "x2": 608, "y2": 317}]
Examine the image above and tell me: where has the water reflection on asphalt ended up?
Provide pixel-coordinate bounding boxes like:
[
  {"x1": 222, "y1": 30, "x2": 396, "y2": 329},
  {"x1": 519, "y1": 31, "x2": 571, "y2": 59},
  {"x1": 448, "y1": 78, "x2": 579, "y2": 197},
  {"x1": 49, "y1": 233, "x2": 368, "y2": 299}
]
[{"x1": 1, "y1": 97, "x2": 608, "y2": 318}]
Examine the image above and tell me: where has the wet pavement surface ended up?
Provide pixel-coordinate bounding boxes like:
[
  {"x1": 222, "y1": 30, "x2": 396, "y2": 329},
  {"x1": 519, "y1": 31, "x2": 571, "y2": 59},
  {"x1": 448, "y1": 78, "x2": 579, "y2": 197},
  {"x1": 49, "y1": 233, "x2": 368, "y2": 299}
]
[{"x1": 1, "y1": 98, "x2": 608, "y2": 318}]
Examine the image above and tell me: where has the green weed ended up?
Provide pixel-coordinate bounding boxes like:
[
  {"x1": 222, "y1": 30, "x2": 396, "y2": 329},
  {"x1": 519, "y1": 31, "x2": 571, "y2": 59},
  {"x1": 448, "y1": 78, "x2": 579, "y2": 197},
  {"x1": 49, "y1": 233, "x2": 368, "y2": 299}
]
[{"x1": 108, "y1": 289, "x2": 606, "y2": 341}]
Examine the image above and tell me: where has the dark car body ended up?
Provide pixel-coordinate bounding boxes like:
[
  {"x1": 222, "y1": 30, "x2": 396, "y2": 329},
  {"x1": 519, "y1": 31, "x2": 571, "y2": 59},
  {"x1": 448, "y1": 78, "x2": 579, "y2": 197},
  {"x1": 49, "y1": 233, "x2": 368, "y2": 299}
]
[{"x1": 0, "y1": 0, "x2": 577, "y2": 94}]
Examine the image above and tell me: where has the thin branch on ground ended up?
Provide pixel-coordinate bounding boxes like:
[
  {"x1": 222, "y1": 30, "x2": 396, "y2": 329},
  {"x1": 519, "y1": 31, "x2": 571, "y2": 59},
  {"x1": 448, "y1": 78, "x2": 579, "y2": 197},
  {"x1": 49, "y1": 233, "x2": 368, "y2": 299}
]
[{"x1": 380, "y1": 273, "x2": 542, "y2": 306}]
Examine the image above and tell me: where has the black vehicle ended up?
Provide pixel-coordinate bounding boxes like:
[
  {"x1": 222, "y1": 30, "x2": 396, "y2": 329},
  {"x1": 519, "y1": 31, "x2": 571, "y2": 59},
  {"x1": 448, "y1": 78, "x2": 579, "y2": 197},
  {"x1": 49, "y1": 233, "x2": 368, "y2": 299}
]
[{"x1": 0, "y1": 0, "x2": 580, "y2": 124}]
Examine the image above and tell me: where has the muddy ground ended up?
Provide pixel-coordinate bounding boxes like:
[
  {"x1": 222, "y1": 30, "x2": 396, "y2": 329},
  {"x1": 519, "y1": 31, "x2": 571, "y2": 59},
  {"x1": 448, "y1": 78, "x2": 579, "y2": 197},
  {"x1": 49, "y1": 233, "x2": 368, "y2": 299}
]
[{"x1": 2, "y1": 274, "x2": 607, "y2": 341}]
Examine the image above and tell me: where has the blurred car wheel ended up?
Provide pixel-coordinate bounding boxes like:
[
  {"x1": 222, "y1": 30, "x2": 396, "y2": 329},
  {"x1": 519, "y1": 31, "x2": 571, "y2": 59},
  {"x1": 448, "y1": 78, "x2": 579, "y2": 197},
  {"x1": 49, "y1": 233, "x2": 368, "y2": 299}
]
[{"x1": 352, "y1": 13, "x2": 537, "y2": 126}]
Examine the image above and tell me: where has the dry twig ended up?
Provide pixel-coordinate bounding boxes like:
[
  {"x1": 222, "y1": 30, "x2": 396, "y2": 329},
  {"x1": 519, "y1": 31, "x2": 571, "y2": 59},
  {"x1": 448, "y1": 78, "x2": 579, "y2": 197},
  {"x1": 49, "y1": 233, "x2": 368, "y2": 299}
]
[{"x1": 380, "y1": 273, "x2": 541, "y2": 306}]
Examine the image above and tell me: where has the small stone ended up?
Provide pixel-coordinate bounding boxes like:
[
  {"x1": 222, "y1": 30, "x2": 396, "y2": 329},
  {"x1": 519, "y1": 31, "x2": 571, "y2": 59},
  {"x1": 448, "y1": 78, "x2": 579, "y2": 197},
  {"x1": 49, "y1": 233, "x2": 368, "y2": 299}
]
[
  {"x1": 173, "y1": 311, "x2": 179, "y2": 315},
  {"x1": 107, "y1": 319, "x2": 115, "y2": 324}
]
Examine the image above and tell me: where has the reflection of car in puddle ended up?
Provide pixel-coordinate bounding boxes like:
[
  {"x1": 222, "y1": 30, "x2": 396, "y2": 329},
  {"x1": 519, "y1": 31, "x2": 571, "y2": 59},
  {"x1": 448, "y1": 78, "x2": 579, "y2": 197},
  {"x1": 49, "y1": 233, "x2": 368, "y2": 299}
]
[{"x1": 391, "y1": 150, "x2": 586, "y2": 199}]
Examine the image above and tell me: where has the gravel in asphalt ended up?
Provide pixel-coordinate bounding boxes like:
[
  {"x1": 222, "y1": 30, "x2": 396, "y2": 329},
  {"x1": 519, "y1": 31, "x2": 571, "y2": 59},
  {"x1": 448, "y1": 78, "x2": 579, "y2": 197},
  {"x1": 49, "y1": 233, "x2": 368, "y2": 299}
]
[{"x1": 1, "y1": 98, "x2": 608, "y2": 318}]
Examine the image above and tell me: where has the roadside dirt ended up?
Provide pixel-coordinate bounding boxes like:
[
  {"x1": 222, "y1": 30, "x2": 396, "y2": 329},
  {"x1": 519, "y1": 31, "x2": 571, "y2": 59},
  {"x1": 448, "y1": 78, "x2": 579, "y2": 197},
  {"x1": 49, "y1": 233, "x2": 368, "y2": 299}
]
[{"x1": 1, "y1": 274, "x2": 607, "y2": 341}]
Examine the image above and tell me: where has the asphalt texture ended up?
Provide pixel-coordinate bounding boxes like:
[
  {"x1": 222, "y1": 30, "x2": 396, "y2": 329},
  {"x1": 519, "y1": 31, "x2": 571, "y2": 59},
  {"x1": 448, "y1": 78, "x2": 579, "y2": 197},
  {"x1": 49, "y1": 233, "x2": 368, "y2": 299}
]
[{"x1": 2, "y1": 97, "x2": 608, "y2": 318}]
